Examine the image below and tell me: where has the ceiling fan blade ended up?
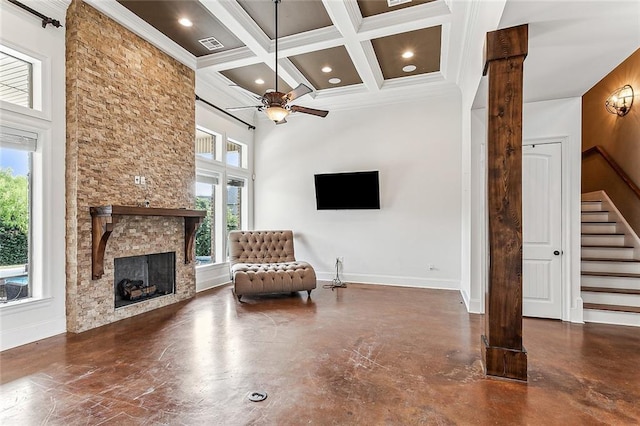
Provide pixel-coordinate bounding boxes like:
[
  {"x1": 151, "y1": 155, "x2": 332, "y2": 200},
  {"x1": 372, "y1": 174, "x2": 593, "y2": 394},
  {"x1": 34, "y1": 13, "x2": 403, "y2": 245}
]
[
  {"x1": 286, "y1": 83, "x2": 312, "y2": 102},
  {"x1": 226, "y1": 105, "x2": 262, "y2": 112},
  {"x1": 290, "y1": 105, "x2": 329, "y2": 118}
]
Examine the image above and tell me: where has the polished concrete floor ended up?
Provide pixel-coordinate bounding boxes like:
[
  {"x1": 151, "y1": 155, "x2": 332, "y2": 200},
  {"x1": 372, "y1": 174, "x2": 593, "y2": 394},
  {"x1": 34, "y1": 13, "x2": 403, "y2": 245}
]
[{"x1": 1, "y1": 283, "x2": 639, "y2": 425}]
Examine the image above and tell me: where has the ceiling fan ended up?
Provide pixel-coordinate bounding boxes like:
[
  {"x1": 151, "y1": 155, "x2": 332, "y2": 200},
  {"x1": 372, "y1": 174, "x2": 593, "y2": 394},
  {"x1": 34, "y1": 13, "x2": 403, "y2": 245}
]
[{"x1": 227, "y1": 0, "x2": 329, "y2": 124}]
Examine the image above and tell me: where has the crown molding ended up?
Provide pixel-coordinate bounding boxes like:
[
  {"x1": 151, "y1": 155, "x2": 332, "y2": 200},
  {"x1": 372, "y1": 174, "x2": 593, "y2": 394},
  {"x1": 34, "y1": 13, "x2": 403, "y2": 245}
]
[{"x1": 83, "y1": 0, "x2": 196, "y2": 69}]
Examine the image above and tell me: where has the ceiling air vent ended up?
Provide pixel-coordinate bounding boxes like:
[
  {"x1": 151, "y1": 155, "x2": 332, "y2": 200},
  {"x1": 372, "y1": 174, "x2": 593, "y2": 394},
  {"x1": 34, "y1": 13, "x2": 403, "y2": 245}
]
[
  {"x1": 387, "y1": 0, "x2": 411, "y2": 6},
  {"x1": 198, "y1": 36, "x2": 224, "y2": 51}
]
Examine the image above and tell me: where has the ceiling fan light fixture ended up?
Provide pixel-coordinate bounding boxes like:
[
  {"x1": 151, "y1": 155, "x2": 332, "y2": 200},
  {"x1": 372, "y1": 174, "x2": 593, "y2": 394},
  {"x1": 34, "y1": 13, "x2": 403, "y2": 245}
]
[
  {"x1": 255, "y1": 78, "x2": 265, "y2": 85},
  {"x1": 266, "y1": 106, "x2": 290, "y2": 122}
]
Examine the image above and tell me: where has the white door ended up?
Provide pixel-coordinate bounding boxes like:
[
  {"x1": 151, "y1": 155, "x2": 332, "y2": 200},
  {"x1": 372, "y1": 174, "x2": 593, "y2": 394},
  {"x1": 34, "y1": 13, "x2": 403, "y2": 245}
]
[{"x1": 522, "y1": 142, "x2": 562, "y2": 319}]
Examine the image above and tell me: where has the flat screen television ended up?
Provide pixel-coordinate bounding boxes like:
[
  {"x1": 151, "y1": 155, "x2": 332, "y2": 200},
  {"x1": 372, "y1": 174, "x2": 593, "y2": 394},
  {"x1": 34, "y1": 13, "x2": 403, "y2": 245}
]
[{"x1": 314, "y1": 171, "x2": 380, "y2": 210}]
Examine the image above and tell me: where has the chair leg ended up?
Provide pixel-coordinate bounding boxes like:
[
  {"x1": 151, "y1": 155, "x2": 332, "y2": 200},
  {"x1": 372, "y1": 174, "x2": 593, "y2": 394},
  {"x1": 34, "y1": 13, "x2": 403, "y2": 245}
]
[
  {"x1": 232, "y1": 288, "x2": 242, "y2": 302},
  {"x1": 307, "y1": 290, "x2": 312, "y2": 297}
]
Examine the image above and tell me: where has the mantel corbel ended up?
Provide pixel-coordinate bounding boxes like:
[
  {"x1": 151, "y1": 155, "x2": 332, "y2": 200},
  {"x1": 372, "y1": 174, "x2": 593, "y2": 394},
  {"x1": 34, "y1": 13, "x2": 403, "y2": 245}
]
[{"x1": 89, "y1": 205, "x2": 206, "y2": 280}]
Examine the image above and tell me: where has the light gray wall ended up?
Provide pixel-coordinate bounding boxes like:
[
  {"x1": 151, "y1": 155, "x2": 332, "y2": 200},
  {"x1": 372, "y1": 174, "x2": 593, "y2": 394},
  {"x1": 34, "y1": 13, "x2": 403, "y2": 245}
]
[{"x1": 254, "y1": 95, "x2": 463, "y2": 289}]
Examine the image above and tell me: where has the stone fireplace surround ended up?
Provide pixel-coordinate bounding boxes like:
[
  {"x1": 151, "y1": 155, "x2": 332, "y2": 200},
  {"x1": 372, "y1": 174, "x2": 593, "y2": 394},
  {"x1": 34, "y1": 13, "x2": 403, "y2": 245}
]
[{"x1": 65, "y1": 0, "x2": 197, "y2": 333}]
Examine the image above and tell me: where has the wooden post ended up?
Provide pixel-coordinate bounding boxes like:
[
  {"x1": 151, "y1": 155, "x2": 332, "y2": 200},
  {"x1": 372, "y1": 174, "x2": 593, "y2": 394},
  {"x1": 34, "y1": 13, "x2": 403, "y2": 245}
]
[{"x1": 481, "y1": 24, "x2": 528, "y2": 381}]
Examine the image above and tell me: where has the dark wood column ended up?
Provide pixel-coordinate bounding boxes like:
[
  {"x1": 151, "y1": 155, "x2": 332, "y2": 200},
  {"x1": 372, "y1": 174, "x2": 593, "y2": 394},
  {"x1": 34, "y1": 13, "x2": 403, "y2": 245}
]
[{"x1": 481, "y1": 24, "x2": 528, "y2": 381}]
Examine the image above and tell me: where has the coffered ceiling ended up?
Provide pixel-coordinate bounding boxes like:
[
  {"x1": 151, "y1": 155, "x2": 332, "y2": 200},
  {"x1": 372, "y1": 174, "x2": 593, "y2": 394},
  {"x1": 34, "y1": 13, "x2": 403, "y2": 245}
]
[
  {"x1": 111, "y1": 0, "x2": 456, "y2": 113},
  {"x1": 85, "y1": 0, "x2": 640, "y2": 122}
]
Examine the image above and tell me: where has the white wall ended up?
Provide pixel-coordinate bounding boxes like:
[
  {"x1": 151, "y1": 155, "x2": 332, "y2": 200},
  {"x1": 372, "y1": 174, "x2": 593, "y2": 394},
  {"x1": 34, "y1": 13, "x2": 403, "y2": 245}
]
[
  {"x1": 467, "y1": 97, "x2": 583, "y2": 322},
  {"x1": 254, "y1": 94, "x2": 463, "y2": 289},
  {"x1": 0, "y1": 1, "x2": 67, "y2": 350}
]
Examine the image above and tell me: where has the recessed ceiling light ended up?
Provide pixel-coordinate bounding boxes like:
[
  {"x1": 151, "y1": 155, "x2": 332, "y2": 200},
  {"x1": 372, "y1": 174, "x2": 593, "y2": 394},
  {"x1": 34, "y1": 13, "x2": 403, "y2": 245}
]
[
  {"x1": 178, "y1": 18, "x2": 193, "y2": 27},
  {"x1": 402, "y1": 51, "x2": 414, "y2": 59},
  {"x1": 255, "y1": 78, "x2": 265, "y2": 85},
  {"x1": 328, "y1": 78, "x2": 341, "y2": 84},
  {"x1": 321, "y1": 66, "x2": 332, "y2": 73},
  {"x1": 402, "y1": 65, "x2": 417, "y2": 72}
]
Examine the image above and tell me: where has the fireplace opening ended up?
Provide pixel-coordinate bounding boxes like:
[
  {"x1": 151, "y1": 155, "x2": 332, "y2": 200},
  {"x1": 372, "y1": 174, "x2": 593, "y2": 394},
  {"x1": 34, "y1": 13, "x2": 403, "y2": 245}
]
[{"x1": 114, "y1": 252, "x2": 175, "y2": 308}]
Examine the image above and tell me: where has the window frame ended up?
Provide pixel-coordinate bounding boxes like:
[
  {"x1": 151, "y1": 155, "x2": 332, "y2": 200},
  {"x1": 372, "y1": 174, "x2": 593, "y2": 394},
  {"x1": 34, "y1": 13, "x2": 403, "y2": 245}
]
[
  {"x1": 195, "y1": 126, "x2": 252, "y2": 268},
  {"x1": 0, "y1": 42, "x2": 49, "y2": 121}
]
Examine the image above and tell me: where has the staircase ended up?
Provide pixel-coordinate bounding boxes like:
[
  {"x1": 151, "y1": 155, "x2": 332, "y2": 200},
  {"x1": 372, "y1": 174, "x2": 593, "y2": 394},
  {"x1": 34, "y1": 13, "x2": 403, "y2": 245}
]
[{"x1": 581, "y1": 196, "x2": 640, "y2": 327}]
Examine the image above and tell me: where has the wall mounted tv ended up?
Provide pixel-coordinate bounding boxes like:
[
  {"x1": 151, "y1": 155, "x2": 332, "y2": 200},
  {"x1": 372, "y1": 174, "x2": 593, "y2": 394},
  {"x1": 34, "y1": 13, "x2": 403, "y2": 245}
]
[{"x1": 314, "y1": 171, "x2": 380, "y2": 210}]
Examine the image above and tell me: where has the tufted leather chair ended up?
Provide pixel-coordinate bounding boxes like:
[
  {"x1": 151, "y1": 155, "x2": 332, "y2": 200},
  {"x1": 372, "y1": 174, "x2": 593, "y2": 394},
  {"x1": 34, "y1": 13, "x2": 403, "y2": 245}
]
[{"x1": 228, "y1": 230, "x2": 316, "y2": 301}]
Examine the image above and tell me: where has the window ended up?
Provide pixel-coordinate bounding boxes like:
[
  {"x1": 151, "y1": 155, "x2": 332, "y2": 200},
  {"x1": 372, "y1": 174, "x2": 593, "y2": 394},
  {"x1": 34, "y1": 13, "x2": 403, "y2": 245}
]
[
  {"x1": 195, "y1": 174, "x2": 218, "y2": 266},
  {"x1": 0, "y1": 51, "x2": 32, "y2": 108},
  {"x1": 195, "y1": 128, "x2": 217, "y2": 161},
  {"x1": 0, "y1": 45, "x2": 41, "y2": 112},
  {"x1": 226, "y1": 177, "x2": 245, "y2": 233},
  {"x1": 226, "y1": 139, "x2": 245, "y2": 168},
  {"x1": 0, "y1": 126, "x2": 36, "y2": 303},
  {"x1": 195, "y1": 127, "x2": 251, "y2": 266}
]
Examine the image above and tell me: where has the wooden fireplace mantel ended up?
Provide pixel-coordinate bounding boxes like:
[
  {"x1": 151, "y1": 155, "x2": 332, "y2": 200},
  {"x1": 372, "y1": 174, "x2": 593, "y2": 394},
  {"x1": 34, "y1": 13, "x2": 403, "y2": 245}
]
[{"x1": 90, "y1": 205, "x2": 206, "y2": 280}]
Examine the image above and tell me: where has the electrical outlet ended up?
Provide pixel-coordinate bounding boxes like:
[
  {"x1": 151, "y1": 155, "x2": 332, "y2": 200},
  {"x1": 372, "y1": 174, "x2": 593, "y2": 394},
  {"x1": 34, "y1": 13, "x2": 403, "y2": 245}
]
[
  {"x1": 134, "y1": 176, "x2": 141, "y2": 185},
  {"x1": 140, "y1": 176, "x2": 146, "y2": 185}
]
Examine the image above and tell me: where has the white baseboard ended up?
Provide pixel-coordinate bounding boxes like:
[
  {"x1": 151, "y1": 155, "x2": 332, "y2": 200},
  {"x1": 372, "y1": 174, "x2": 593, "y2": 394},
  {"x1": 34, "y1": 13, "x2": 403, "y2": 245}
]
[
  {"x1": 1, "y1": 317, "x2": 66, "y2": 351},
  {"x1": 316, "y1": 271, "x2": 460, "y2": 290},
  {"x1": 196, "y1": 263, "x2": 232, "y2": 292}
]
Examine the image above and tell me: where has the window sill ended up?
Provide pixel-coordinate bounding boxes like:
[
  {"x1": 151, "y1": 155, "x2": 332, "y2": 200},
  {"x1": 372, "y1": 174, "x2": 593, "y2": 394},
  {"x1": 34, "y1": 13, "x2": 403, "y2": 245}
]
[{"x1": 0, "y1": 296, "x2": 54, "y2": 315}]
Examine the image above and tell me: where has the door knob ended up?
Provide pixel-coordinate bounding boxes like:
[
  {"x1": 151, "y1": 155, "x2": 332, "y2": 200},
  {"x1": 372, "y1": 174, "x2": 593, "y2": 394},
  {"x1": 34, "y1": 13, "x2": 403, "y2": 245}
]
[{"x1": 553, "y1": 250, "x2": 560, "y2": 256}]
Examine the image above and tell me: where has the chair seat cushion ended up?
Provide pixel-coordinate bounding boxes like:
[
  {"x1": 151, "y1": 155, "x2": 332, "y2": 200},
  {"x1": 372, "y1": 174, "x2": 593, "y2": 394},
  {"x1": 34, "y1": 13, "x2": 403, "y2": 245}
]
[{"x1": 232, "y1": 261, "x2": 317, "y2": 296}]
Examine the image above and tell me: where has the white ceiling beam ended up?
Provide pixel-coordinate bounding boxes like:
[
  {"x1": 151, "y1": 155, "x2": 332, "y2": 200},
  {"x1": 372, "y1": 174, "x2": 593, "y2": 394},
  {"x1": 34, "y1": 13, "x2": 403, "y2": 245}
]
[
  {"x1": 357, "y1": 0, "x2": 451, "y2": 40},
  {"x1": 199, "y1": 0, "x2": 270, "y2": 55},
  {"x1": 198, "y1": 0, "x2": 302, "y2": 89},
  {"x1": 197, "y1": 47, "x2": 260, "y2": 71},
  {"x1": 322, "y1": 0, "x2": 381, "y2": 92}
]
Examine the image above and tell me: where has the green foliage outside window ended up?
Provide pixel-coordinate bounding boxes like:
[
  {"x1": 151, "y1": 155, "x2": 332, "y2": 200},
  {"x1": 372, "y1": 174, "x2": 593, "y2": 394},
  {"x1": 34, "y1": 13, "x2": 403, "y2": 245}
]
[
  {"x1": 195, "y1": 197, "x2": 211, "y2": 258},
  {"x1": 0, "y1": 168, "x2": 28, "y2": 265},
  {"x1": 195, "y1": 197, "x2": 241, "y2": 259}
]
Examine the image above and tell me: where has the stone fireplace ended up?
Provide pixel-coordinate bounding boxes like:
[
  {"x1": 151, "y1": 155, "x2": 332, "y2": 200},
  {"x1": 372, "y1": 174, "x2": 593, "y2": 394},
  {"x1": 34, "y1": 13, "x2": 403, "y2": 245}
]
[{"x1": 65, "y1": 0, "x2": 196, "y2": 333}]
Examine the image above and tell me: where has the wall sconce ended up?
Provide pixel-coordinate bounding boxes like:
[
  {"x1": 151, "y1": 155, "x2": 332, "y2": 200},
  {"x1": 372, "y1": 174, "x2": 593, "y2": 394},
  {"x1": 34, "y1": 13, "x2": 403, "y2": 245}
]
[{"x1": 605, "y1": 84, "x2": 634, "y2": 116}]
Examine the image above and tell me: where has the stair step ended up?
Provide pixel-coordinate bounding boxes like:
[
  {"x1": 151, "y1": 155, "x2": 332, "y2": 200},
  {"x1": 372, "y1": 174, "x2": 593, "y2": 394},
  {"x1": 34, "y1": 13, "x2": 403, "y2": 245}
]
[
  {"x1": 581, "y1": 211, "x2": 610, "y2": 222},
  {"x1": 583, "y1": 303, "x2": 640, "y2": 314},
  {"x1": 582, "y1": 291, "x2": 640, "y2": 307},
  {"x1": 581, "y1": 222, "x2": 618, "y2": 234},
  {"x1": 581, "y1": 246, "x2": 635, "y2": 259},
  {"x1": 583, "y1": 309, "x2": 640, "y2": 327},
  {"x1": 582, "y1": 273, "x2": 640, "y2": 291},
  {"x1": 581, "y1": 234, "x2": 626, "y2": 246},
  {"x1": 581, "y1": 286, "x2": 640, "y2": 295},
  {"x1": 582, "y1": 271, "x2": 640, "y2": 279},
  {"x1": 581, "y1": 201, "x2": 604, "y2": 211},
  {"x1": 581, "y1": 259, "x2": 640, "y2": 274}
]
